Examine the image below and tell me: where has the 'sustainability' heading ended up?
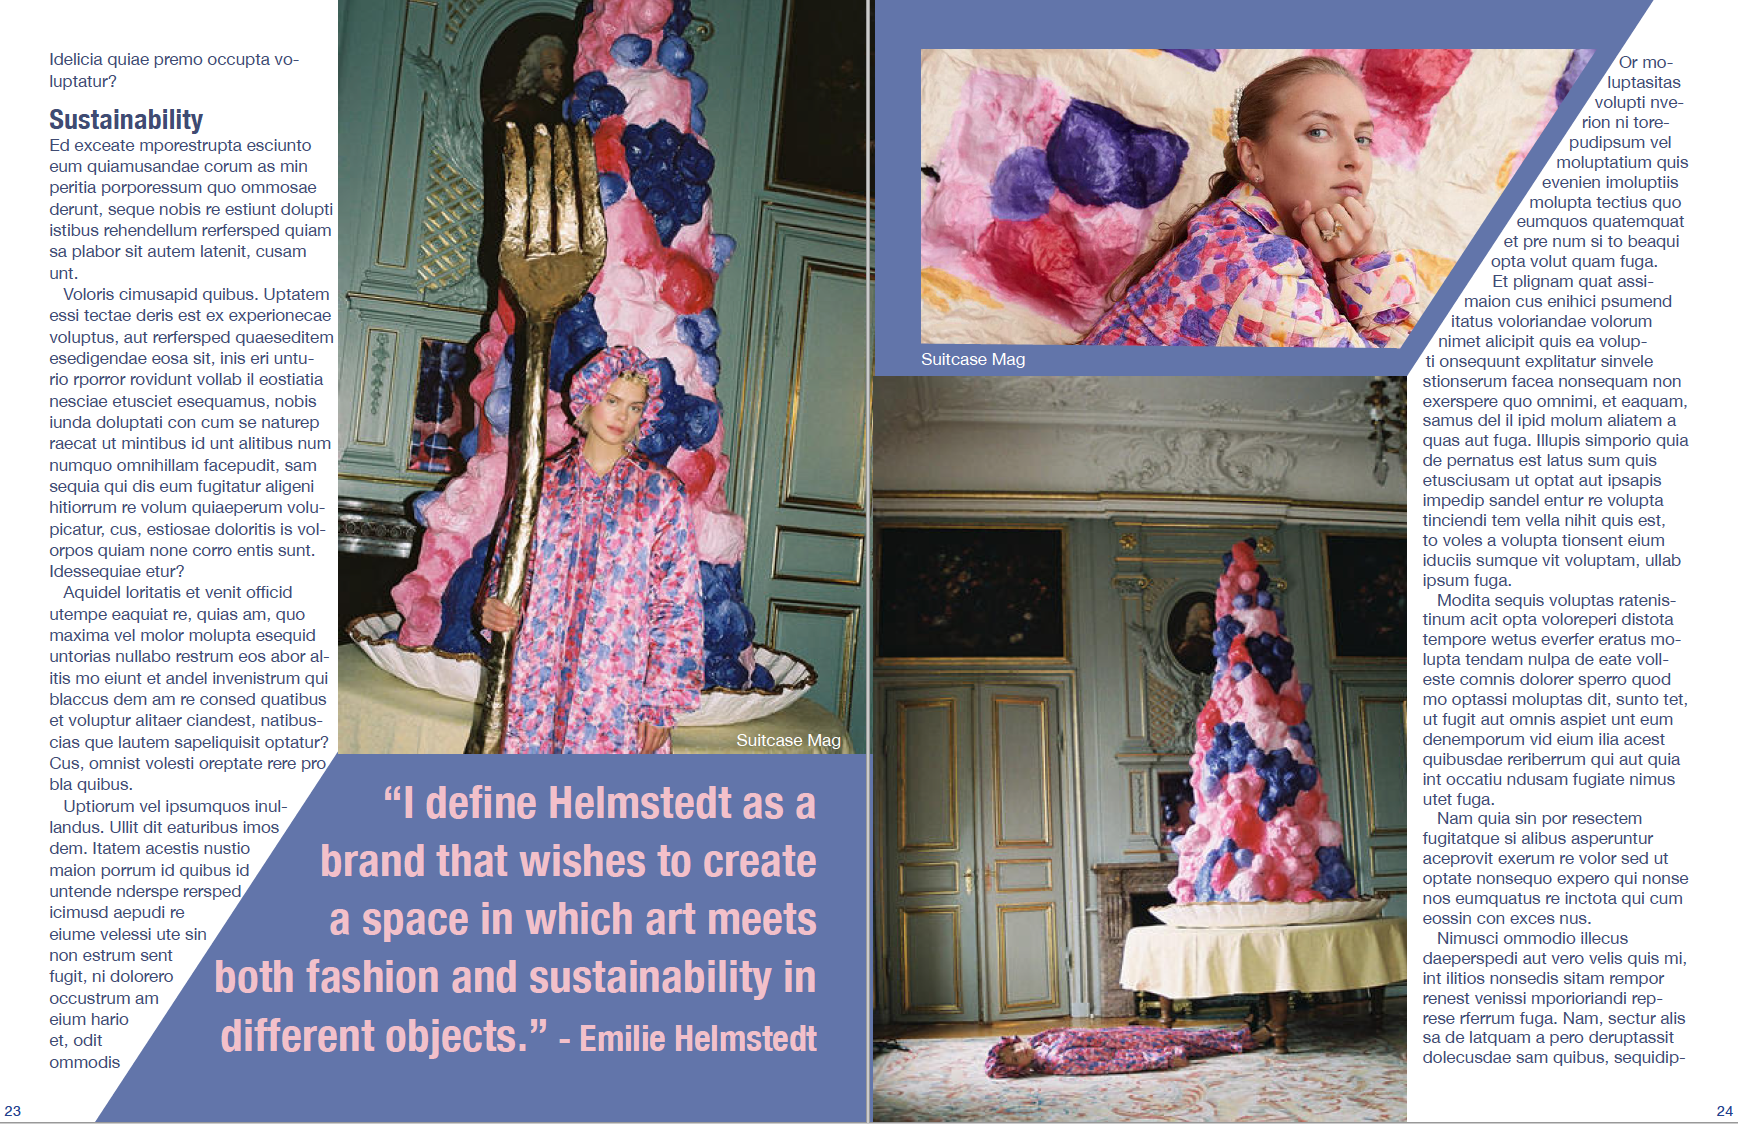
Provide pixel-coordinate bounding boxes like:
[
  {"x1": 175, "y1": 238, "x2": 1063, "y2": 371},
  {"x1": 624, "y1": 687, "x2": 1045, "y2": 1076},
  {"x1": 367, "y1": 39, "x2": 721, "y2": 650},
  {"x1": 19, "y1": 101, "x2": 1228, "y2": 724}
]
[{"x1": 48, "y1": 108, "x2": 203, "y2": 135}]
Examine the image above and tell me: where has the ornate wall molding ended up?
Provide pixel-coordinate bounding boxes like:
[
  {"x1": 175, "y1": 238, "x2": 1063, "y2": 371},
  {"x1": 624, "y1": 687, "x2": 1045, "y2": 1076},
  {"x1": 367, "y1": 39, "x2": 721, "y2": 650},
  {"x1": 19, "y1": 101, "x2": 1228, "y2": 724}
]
[
  {"x1": 1089, "y1": 427, "x2": 1326, "y2": 496},
  {"x1": 1129, "y1": 610, "x2": 1210, "y2": 753},
  {"x1": 405, "y1": 50, "x2": 486, "y2": 304}
]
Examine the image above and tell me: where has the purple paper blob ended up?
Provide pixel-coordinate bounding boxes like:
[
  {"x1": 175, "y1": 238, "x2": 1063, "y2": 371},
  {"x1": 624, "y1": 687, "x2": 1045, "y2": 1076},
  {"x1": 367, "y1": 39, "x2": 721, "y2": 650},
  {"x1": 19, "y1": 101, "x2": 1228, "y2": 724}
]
[
  {"x1": 411, "y1": 489, "x2": 440, "y2": 527},
  {"x1": 610, "y1": 34, "x2": 653, "y2": 67},
  {"x1": 711, "y1": 233, "x2": 736, "y2": 272},
  {"x1": 989, "y1": 146, "x2": 1056, "y2": 221},
  {"x1": 658, "y1": 34, "x2": 693, "y2": 76},
  {"x1": 1162, "y1": 49, "x2": 1222, "y2": 71},
  {"x1": 1556, "y1": 48, "x2": 1594, "y2": 104},
  {"x1": 1045, "y1": 99, "x2": 1189, "y2": 209}
]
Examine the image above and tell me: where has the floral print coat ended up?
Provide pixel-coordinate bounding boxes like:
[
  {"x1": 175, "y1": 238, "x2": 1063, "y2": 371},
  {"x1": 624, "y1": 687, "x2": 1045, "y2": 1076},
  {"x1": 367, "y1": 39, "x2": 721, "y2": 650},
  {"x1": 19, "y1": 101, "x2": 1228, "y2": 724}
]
[
  {"x1": 1082, "y1": 183, "x2": 1420, "y2": 347},
  {"x1": 984, "y1": 1025, "x2": 1260, "y2": 1078},
  {"x1": 495, "y1": 448, "x2": 703, "y2": 754}
]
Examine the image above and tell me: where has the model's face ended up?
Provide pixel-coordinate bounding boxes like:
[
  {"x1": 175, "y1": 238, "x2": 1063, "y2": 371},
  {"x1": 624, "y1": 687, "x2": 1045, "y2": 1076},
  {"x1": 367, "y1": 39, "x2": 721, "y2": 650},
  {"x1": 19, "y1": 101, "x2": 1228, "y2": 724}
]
[
  {"x1": 539, "y1": 48, "x2": 565, "y2": 97},
  {"x1": 1242, "y1": 74, "x2": 1373, "y2": 240},
  {"x1": 588, "y1": 377, "x2": 648, "y2": 448},
  {"x1": 997, "y1": 1041, "x2": 1035, "y2": 1069}
]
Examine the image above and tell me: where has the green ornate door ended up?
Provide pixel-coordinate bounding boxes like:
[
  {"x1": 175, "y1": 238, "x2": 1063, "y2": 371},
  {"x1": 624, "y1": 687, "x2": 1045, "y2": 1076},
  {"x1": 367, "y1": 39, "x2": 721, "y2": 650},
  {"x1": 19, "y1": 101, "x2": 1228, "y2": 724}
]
[
  {"x1": 885, "y1": 685, "x2": 981, "y2": 1022},
  {"x1": 883, "y1": 683, "x2": 1071, "y2": 1022}
]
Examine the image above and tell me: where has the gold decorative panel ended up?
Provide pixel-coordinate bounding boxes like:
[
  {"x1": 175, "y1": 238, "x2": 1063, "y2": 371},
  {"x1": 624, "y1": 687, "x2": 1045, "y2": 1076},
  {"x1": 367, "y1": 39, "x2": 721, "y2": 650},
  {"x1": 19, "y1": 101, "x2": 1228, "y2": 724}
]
[
  {"x1": 418, "y1": 149, "x2": 484, "y2": 295},
  {"x1": 441, "y1": 0, "x2": 480, "y2": 43}
]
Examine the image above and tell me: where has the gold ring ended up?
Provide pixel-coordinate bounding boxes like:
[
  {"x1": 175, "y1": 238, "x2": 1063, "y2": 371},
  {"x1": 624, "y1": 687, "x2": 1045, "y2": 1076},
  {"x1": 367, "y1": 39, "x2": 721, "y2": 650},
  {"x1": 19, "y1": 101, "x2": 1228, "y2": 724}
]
[{"x1": 1320, "y1": 222, "x2": 1343, "y2": 241}]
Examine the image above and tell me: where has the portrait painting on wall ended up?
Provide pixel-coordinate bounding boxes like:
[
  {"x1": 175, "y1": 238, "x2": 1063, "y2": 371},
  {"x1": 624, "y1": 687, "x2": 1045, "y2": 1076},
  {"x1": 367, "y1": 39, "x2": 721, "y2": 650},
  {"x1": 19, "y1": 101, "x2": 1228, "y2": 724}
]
[
  {"x1": 876, "y1": 525, "x2": 1066, "y2": 661},
  {"x1": 1165, "y1": 590, "x2": 1218, "y2": 675},
  {"x1": 1324, "y1": 533, "x2": 1405, "y2": 659}
]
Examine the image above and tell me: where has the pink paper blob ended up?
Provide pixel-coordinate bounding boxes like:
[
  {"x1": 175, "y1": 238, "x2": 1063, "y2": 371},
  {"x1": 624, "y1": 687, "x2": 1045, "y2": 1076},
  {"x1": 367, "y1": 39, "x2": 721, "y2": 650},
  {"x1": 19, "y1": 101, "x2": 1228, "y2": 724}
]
[
  {"x1": 592, "y1": 117, "x2": 631, "y2": 178},
  {"x1": 1223, "y1": 771, "x2": 1263, "y2": 804},
  {"x1": 391, "y1": 450, "x2": 509, "y2": 647},
  {"x1": 574, "y1": 0, "x2": 673, "y2": 72},
  {"x1": 1310, "y1": 48, "x2": 1473, "y2": 168},
  {"x1": 614, "y1": 67, "x2": 691, "y2": 129},
  {"x1": 670, "y1": 213, "x2": 716, "y2": 271},
  {"x1": 667, "y1": 446, "x2": 717, "y2": 496},
  {"x1": 658, "y1": 249, "x2": 715, "y2": 314},
  {"x1": 695, "y1": 506, "x2": 746, "y2": 565},
  {"x1": 606, "y1": 197, "x2": 663, "y2": 267}
]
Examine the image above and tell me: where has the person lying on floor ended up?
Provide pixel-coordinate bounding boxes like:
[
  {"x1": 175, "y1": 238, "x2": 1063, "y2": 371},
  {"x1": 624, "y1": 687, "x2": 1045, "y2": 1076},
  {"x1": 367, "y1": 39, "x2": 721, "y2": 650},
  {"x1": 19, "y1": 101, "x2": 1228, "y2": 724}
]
[{"x1": 985, "y1": 1022, "x2": 1271, "y2": 1078}]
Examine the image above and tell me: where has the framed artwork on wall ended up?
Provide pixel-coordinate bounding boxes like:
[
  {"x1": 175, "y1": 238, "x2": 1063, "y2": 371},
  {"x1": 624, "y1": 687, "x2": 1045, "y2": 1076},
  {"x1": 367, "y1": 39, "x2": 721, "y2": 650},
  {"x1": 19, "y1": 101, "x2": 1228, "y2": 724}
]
[
  {"x1": 769, "y1": 0, "x2": 869, "y2": 199},
  {"x1": 1323, "y1": 533, "x2": 1405, "y2": 660},
  {"x1": 876, "y1": 524, "x2": 1066, "y2": 661},
  {"x1": 1164, "y1": 590, "x2": 1218, "y2": 675}
]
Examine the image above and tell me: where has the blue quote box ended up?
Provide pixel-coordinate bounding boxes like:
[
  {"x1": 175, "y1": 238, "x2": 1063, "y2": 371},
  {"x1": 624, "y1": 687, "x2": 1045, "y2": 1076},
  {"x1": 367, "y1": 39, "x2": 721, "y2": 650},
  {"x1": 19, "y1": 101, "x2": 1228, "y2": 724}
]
[{"x1": 101, "y1": 755, "x2": 868, "y2": 1122}]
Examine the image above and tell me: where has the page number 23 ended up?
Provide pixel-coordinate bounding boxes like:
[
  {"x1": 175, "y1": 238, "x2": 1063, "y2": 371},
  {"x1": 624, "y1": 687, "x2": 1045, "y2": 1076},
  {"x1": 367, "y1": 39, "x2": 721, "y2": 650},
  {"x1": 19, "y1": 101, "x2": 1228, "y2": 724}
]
[{"x1": 4, "y1": 1107, "x2": 20, "y2": 1117}]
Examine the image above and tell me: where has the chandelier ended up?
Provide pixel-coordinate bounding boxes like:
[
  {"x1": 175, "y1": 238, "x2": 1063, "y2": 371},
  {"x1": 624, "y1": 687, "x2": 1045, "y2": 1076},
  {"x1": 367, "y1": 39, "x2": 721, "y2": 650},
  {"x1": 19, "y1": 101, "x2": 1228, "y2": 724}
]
[{"x1": 1367, "y1": 376, "x2": 1406, "y2": 485}]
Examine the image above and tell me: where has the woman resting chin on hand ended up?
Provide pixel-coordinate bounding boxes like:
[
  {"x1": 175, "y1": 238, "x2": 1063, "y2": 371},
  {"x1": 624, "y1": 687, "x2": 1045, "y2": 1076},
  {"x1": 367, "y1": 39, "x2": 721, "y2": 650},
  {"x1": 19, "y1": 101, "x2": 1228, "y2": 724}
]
[{"x1": 1081, "y1": 56, "x2": 1421, "y2": 348}]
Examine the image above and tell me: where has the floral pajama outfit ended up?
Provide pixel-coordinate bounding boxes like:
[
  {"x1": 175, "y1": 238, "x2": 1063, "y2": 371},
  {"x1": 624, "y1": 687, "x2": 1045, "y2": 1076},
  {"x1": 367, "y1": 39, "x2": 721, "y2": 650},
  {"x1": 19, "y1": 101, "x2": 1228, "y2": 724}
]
[
  {"x1": 985, "y1": 1025, "x2": 1260, "y2": 1078},
  {"x1": 495, "y1": 449, "x2": 702, "y2": 753},
  {"x1": 1081, "y1": 183, "x2": 1420, "y2": 347}
]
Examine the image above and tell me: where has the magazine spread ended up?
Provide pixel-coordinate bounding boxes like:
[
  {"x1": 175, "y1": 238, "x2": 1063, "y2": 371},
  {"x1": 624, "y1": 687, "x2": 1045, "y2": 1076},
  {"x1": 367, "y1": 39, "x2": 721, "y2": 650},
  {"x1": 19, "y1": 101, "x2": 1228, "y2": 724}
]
[{"x1": 14, "y1": 0, "x2": 1722, "y2": 1121}]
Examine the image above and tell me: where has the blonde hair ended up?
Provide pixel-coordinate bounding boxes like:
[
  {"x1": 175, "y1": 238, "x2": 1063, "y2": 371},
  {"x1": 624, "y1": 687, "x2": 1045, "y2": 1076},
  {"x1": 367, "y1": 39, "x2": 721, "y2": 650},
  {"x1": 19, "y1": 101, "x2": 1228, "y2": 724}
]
[{"x1": 572, "y1": 369, "x2": 651, "y2": 435}]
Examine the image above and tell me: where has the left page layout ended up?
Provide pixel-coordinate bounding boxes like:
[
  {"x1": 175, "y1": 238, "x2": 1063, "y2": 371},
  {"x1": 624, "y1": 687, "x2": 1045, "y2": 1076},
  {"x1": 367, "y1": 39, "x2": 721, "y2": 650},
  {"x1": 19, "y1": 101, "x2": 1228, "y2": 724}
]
[{"x1": 14, "y1": 1, "x2": 872, "y2": 1119}]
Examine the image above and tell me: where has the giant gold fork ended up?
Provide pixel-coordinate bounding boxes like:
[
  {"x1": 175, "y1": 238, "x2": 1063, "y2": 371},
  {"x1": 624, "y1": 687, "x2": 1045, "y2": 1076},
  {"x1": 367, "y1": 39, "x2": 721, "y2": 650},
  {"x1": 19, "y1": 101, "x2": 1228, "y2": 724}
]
[{"x1": 467, "y1": 121, "x2": 607, "y2": 754}]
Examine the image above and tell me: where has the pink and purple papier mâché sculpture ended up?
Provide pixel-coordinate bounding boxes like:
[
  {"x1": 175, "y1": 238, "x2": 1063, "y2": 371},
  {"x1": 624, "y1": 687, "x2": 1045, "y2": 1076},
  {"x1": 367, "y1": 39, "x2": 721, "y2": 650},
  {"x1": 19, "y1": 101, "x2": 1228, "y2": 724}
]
[
  {"x1": 1169, "y1": 540, "x2": 1357, "y2": 903},
  {"x1": 388, "y1": 0, "x2": 770, "y2": 695}
]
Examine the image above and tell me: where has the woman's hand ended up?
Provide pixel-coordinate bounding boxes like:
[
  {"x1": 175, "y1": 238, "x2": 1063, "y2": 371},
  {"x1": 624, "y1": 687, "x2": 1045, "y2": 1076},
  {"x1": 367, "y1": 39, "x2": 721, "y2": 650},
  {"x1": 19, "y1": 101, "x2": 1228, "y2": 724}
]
[
  {"x1": 480, "y1": 597, "x2": 520, "y2": 633},
  {"x1": 1291, "y1": 196, "x2": 1379, "y2": 264},
  {"x1": 636, "y1": 719, "x2": 672, "y2": 754}
]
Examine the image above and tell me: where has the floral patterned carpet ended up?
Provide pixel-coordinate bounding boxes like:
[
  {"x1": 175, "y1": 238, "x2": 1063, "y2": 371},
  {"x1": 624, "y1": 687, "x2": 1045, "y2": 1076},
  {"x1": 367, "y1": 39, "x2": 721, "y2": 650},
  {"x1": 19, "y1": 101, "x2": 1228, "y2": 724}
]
[{"x1": 872, "y1": 1011, "x2": 1404, "y2": 1122}]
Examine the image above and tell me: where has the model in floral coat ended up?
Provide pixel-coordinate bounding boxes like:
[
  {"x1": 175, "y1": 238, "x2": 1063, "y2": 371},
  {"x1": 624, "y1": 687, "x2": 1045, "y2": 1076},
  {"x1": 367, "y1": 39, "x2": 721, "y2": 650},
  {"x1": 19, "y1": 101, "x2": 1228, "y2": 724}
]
[
  {"x1": 482, "y1": 346, "x2": 703, "y2": 753},
  {"x1": 985, "y1": 1023, "x2": 1271, "y2": 1078}
]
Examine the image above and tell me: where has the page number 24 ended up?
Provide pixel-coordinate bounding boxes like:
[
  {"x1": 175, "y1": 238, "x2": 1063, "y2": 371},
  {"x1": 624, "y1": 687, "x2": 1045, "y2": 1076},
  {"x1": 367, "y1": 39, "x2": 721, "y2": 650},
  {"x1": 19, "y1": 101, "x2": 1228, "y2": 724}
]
[{"x1": 1717, "y1": 1109, "x2": 1733, "y2": 1118}]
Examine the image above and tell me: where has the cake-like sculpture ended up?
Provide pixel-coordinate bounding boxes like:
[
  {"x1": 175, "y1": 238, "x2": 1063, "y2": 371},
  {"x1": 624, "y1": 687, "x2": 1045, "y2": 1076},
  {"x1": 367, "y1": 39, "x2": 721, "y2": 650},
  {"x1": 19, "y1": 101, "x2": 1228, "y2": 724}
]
[
  {"x1": 386, "y1": 0, "x2": 771, "y2": 695},
  {"x1": 1170, "y1": 540, "x2": 1357, "y2": 903}
]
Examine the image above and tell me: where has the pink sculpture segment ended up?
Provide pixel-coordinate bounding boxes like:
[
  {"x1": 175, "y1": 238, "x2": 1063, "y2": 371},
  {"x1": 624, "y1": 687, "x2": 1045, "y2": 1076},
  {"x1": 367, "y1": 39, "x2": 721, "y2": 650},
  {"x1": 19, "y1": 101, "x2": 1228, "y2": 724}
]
[
  {"x1": 1169, "y1": 540, "x2": 1357, "y2": 904},
  {"x1": 390, "y1": 0, "x2": 757, "y2": 693}
]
